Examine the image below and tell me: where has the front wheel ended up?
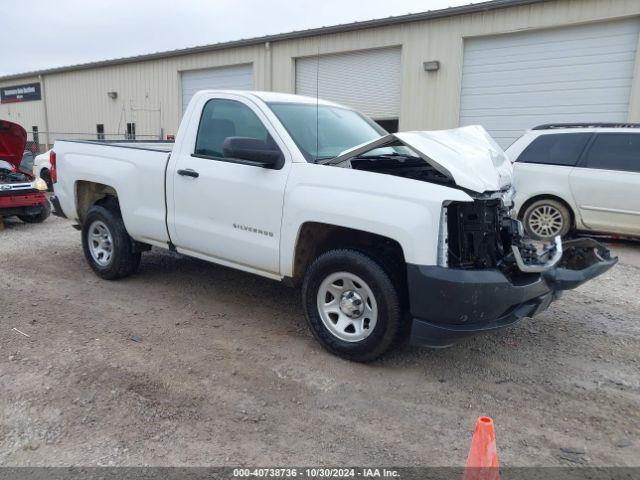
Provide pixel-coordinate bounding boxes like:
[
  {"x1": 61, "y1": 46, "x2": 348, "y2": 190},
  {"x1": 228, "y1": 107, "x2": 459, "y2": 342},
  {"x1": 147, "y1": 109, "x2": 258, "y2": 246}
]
[
  {"x1": 522, "y1": 199, "x2": 572, "y2": 241},
  {"x1": 82, "y1": 204, "x2": 141, "y2": 280},
  {"x1": 302, "y1": 249, "x2": 404, "y2": 362}
]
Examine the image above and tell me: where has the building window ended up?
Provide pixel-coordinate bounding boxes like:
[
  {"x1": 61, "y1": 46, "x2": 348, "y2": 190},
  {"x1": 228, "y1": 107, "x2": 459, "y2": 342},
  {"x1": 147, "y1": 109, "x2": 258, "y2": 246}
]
[
  {"x1": 96, "y1": 124, "x2": 105, "y2": 141},
  {"x1": 126, "y1": 122, "x2": 136, "y2": 140},
  {"x1": 374, "y1": 119, "x2": 399, "y2": 133}
]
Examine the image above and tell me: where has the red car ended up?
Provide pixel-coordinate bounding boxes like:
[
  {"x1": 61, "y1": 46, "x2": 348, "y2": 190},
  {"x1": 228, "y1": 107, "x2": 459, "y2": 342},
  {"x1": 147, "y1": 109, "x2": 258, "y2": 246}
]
[{"x1": 0, "y1": 120, "x2": 50, "y2": 223}]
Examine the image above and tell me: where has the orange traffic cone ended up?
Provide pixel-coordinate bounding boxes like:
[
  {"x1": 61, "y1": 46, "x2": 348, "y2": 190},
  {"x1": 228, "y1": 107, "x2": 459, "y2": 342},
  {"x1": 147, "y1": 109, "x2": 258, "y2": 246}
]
[{"x1": 463, "y1": 416, "x2": 499, "y2": 480}]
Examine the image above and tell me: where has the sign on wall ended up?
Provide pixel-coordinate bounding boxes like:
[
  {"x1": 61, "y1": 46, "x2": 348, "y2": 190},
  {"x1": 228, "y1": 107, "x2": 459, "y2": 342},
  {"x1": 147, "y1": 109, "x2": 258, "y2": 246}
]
[{"x1": 0, "y1": 82, "x2": 42, "y2": 103}]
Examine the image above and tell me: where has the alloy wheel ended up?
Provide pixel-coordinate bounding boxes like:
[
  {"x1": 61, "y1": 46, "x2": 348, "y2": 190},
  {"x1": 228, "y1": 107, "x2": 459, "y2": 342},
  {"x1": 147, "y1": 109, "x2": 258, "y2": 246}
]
[{"x1": 528, "y1": 204, "x2": 564, "y2": 238}]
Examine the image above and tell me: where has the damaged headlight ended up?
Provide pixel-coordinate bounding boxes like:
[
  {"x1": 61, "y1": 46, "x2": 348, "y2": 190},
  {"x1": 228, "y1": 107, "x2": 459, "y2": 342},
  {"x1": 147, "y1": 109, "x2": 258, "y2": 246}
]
[
  {"x1": 437, "y1": 204, "x2": 449, "y2": 267},
  {"x1": 500, "y1": 186, "x2": 515, "y2": 209}
]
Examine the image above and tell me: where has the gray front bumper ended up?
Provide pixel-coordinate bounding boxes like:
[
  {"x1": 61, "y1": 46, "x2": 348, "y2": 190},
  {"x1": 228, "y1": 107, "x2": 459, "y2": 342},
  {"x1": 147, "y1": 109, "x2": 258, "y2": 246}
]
[{"x1": 408, "y1": 238, "x2": 617, "y2": 347}]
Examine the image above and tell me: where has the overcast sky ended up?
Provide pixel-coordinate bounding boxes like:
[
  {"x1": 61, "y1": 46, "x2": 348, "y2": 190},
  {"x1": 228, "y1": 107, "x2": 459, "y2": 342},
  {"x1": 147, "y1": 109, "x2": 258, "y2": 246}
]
[{"x1": 1, "y1": 0, "x2": 472, "y2": 76}]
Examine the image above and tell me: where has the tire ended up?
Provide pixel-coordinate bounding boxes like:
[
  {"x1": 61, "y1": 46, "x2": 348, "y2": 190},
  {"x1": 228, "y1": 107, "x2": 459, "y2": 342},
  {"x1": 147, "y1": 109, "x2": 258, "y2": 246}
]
[
  {"x1": 18, "y1": 200, "x2": 51, "y2": 224},
  {"x1": 40, "y1": 169, "x2": 53, "y2": 192},
  {"x1": 82, "y1": 204, "x2": 141, "y2": 280},
  {"x1": 301, "y1": 249, "x2": 404, "y2": 362},
  {"x1": 522, "y1": 198, "x2": 572, "y2": 241}
]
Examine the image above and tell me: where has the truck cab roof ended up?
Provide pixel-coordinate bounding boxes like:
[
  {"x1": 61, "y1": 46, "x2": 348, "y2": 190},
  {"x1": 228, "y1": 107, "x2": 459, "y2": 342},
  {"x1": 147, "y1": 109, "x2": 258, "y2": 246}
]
[
  {"x1": 521, "y1": 123, "x2": 640, "y2": 136},
  {"x1": 196, "y1": 90, "x2": 346, "y2": 108}
]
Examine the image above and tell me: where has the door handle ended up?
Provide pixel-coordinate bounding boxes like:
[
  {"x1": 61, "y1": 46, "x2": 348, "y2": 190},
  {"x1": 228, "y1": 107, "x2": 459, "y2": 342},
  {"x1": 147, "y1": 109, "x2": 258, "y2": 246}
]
[{"x1": 177, "y1": 169, "x2": 199, "y2": 178}]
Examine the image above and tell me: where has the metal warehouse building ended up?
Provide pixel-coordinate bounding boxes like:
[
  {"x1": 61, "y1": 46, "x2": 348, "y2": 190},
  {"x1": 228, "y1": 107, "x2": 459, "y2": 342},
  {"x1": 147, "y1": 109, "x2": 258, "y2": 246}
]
[{"x1": 2, "y1": 0, "x2": 640, "y2": 149}]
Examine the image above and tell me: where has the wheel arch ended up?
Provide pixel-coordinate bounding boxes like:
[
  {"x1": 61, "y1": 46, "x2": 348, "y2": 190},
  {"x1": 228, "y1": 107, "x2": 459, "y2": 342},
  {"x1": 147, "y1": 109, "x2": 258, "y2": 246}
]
[
  {"x1": 75, "y1": 180, "x2": 120, "y2": 223},
  {"x1": 289, "y1": 222, "x2": 407, "y2": 289}
]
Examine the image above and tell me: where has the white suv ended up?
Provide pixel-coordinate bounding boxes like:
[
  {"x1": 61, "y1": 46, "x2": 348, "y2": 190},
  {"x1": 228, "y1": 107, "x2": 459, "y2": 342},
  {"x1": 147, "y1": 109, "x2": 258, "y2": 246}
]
[
  {"x1": 33, "y1": 149, "x2": 53, "y2": 191},
  {"x1": 508, "y1": 123, "x2": 640, "y2": 240}
]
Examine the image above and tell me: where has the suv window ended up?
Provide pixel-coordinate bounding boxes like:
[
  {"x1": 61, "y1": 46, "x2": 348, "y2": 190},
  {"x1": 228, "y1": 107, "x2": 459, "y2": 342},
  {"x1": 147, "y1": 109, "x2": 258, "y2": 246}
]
[
  {"x1": 195, "y1": 99, "x2": 271, "y2": 158},
  {"x1": 517, "y1": 133, "x2": 591, "y2": 166},
  {"x1": 583, "y1": 133, "x2": 640, "y2": 173}
]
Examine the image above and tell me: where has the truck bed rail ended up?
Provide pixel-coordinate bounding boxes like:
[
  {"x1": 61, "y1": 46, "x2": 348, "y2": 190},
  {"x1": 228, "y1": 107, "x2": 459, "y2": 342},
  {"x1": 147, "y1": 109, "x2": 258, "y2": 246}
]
[{"x1": 55, "y1": 139, "x2": 174, "y2": 153}]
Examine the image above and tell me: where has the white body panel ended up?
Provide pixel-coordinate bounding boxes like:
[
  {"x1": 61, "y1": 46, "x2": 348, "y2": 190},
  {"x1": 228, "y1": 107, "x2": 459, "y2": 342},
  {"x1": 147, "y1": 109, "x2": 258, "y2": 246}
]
[
  {"x1": 54, "y1": 91, "x2": 505, "y2": 281},
  {"x1": 32, "y1": 150, "x2": 51, "y2": 179},
  {"x1": 460, "y1": 18, "x2": 640, "y2": 148},
  {"x1": 509, "y1": 128, "x2": 640, "y2": 237},
  {"x1": 512, "y1": 162, "x2": 580, "y2": 225},
  {"x1": 54, "y1": 142, "x2": 171, "y2": 246},
  {"x1": 280, "y1": 162, "x2": 471, "y2": 274},
  {"x1": 395, "y1": 126, "x2": 513, "y2": 192},
  {"x1": 569, "y1": 167, "x2": 640, "y2": 234},
  {"x1": 167, "y1": 92, "x2": 293, "y2": 274},
  {"x1": 333, "y1": 125, "x2": 513, "y2": 192}
]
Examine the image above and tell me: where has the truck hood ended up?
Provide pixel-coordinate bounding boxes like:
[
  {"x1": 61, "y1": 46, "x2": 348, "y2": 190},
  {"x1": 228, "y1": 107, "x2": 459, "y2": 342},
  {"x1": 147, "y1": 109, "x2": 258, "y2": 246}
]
[
  {"x1": 0, "y1": 120, "x2": 27, "y2": 169},
  {"x1": 395, "y1": 126, "x2": 513, "y2": 192},
  {"x1": 328, "y1": 125, "x2": 513, "y2": 193}
]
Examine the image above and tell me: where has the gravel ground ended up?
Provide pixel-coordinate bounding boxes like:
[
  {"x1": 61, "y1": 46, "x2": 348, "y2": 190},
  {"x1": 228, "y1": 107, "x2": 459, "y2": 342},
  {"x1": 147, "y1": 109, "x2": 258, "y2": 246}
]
[{"x1": 1, "y1": 215, "x2": 639, "y2": 467}]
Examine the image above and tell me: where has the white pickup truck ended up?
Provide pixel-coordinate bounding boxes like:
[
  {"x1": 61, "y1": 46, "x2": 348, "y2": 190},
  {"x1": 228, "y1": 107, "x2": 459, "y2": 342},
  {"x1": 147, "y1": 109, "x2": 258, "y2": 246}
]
[{"x1": 50, "y1": 91, "x2": 616, "y2": 361}]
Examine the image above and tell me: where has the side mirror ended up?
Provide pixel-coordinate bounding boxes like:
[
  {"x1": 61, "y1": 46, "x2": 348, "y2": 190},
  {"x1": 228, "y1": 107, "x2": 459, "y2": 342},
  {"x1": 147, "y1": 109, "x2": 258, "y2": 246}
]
[{"x1": 222, "y1": 137, "x2": 283, "y2": 169}]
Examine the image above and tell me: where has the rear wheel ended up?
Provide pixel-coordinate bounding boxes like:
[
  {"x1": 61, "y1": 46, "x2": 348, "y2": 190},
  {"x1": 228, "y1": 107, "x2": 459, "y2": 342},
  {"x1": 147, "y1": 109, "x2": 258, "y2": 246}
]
[
  {"x1": 522, "y1": 198, "x2": 571, "y2": 240},
  {"x1": 82, "y1": 204, "x2": 141, "y2": 280},
  {"x1": 302, "y1": 249, "x2": 404, "y2": 362},
  {"x1": 18, "y1": 200, "x2": 50, "y2": 224}
]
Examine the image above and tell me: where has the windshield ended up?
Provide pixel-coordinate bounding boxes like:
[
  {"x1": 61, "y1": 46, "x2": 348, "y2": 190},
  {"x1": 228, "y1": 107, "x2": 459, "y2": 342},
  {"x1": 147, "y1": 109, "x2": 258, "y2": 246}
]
[{"x1": 268, "y1": 102, "x2": 392, "y2": 162}]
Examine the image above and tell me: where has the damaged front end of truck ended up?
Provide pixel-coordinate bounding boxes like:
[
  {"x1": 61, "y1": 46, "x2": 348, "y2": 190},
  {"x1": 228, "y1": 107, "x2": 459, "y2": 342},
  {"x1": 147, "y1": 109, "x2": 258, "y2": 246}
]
[{"x1": 322, "y1": 125, "x2": 617, "y2": 346}]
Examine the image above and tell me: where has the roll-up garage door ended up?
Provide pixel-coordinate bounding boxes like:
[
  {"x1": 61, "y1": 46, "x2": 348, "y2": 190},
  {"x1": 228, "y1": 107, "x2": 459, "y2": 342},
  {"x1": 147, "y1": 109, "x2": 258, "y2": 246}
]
[
  {"x1": 181, "y1": 64, "x2": 253, "y2": 113},
  {"x1": 295, "y1": 47, "x2": 401, "y2": 121},
  {"x1": 460, "y1": 19, "x2": 640, "y2": 148}
]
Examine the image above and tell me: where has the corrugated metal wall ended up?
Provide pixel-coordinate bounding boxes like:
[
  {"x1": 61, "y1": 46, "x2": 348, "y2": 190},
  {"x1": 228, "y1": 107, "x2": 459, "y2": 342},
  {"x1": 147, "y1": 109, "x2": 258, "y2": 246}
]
[
  {"x1": 460, "y1": 17, "x2": 640, "y2": 147},
  {"x1": 181, "y1": 64, "x2": 254, "y2": 112},
  {"x1": 1, "y1": 0, "x2": 639, "y2": 144},
  {"x1": 295, "y1": 47, "x2": 402, "y2": 119}
]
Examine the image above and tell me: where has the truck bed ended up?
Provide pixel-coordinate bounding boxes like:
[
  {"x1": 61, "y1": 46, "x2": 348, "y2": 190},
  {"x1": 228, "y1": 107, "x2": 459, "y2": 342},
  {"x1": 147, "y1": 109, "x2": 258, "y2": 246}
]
[
  {"x1": 53, "y1": 139, "x2": 172, "y2": 246},
  {"x1": 59, "y1": 139, "x2": 174, "y2": 153}
]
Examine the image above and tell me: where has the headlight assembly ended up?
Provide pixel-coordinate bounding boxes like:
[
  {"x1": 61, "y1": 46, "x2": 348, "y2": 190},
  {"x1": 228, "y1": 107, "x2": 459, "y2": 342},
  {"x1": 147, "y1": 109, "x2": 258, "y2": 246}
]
[{"x1": 32, "y1": 178, "x2": 48, "y2": 191}]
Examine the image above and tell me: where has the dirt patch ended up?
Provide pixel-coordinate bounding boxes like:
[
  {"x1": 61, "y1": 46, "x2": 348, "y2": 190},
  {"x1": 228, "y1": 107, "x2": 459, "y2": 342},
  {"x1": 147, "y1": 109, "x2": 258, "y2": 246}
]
[{"x1": 1, "y1": 216, "x2": 639, "y2": 466}]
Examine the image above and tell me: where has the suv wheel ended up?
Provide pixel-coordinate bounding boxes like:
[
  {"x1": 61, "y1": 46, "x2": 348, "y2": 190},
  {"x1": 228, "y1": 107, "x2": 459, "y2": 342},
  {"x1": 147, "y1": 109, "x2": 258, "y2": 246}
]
[
  {"x1": 522, "y1": 199, "x2": 571, "y2": 240},
  {"x1": 82, "y1": 204, "x2": 141, "y2": 280},
  {"x1": 302, "y1": 249, "x2": 404, "y2": 362}
]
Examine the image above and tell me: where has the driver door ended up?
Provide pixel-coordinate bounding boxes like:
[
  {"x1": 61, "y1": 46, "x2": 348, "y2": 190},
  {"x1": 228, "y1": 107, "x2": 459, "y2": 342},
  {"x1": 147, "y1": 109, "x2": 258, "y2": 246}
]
[{"x1": 168, "y1": 94, "x2": 291, "y2": 276}]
